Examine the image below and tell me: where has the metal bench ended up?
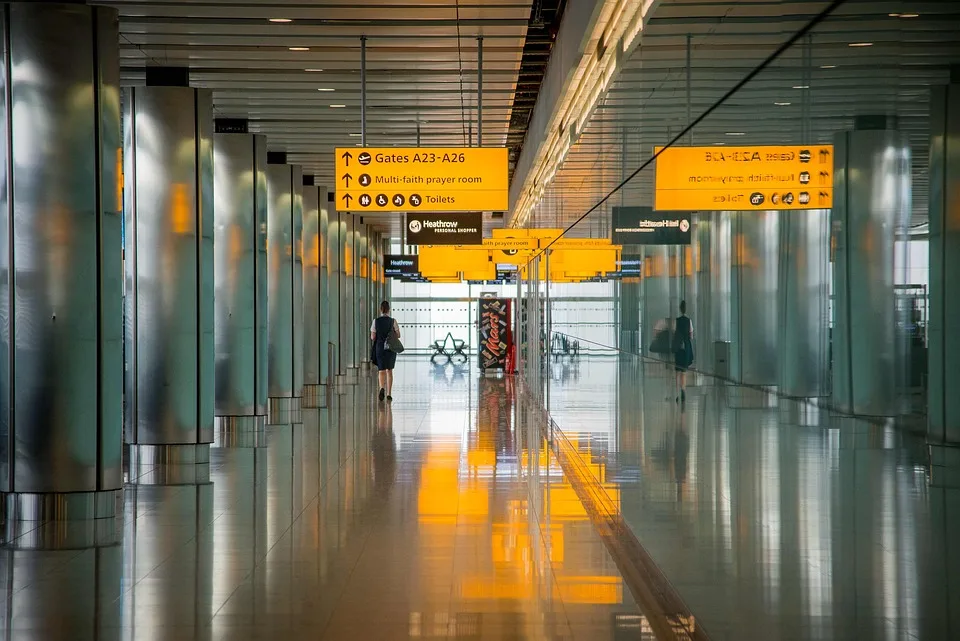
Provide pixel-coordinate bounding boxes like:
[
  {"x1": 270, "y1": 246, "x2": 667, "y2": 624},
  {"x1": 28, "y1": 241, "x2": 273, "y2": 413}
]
[{"x1": 430, "y1": 332, "x2": 469, "y2": 365}]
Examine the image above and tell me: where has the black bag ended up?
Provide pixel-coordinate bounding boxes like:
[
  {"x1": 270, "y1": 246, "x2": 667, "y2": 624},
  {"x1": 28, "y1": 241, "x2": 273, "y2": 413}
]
[
  {"x1": 386, "y1": 328, "x2": 405, "y2": 354},
  {"x1": 649, "y1": 328, "x2": 671, "y2": 354}
]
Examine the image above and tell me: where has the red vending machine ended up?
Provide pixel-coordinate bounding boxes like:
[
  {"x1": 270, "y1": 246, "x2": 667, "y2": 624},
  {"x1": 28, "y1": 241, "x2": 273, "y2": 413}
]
[{"x1": 478, "y1": 296, "x2": 512, "y2": 371}]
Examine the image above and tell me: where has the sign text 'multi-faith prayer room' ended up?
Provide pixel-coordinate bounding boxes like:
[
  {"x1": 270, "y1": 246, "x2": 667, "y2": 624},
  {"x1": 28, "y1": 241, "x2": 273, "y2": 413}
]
[{"x1": 334, "y1": 147, "x2": 509, "y2": 213}]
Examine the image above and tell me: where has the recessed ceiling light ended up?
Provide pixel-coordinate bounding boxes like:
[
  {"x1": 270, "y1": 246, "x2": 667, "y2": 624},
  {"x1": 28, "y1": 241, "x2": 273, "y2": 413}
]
[
  {"x1": 269, "y1": 18, "x2": 293, "y2": 23},
  {"x1": 289, "y1": 46, "x2": 309, "y2": 51},
  {"x1": 774, "y1": 101, "x2": 792, "y2": 106},
  {"x1": 821, "y1": 64, "x2": 837, "y2": 69},
  {"x1": 713, "y1": 142, "x2": 726, "y2": 146},
  {"x1": 793, "y1": 85, "x2": 810, "y2": 89},
  {"x1": 725, "y1": 132, "x2": 746, "y2": 136},
  {"x1": 899, "y1": 13, "x2": 919, "y2": 18},
  {"x1": 304, "y1": 68, "x2": 324, "y2": 72},
  {"x1": 349, "y1": 133, "x2": 361, "y2": 137},
  {"x1": 317, "y1": 88, "x2": 335, "y2": 92},
  {"x1": 848, "y1": 42, "x2": 873, "y2": 47},
  {"x1": 330, "y1": 104, "x2": 346, "y2": 108}
]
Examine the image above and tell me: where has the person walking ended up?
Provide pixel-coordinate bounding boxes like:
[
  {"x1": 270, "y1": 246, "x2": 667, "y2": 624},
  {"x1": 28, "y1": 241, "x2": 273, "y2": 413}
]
[
  {"x1": 673, "y1": 300, "x2": 694, "y2": 404},
  {"x1": 371, "y1": 300, "x2": 400, "y2": 402}
]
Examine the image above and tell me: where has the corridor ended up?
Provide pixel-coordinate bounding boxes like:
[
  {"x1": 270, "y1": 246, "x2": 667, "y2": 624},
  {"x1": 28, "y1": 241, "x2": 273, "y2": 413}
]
[{"x1": 0, "y1": 362, "x2": 642, "y2": 640}]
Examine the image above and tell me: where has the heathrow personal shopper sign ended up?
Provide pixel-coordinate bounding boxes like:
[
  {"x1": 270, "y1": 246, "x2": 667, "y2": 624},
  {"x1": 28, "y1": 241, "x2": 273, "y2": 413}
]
[
  {"x1": 653, "y1": 145, "x2": 834, "y2": 211},
  {"x1": 612, "y1": 206, "x2": 691, "y2": 245},
  {"x1": 334, "y1": 147, "x2": 508, "y2": 212},
  {"x1": 406, "y1": 212, "x2": 483, "y2": 245}
]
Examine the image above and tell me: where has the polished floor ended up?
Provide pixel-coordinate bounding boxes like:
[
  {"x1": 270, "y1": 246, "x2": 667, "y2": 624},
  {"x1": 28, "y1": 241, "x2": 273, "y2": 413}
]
[
  {"x1": 0, "y1": 362, "x2": 644, "y2": 640},
  {"x1": 546, "y1": 354, "x2": 960, "y2": 641}
]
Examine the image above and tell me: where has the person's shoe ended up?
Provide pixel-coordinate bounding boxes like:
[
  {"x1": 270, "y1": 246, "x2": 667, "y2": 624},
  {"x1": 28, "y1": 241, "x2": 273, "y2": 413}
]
[
  {"x1": 386, "y1": 395, "x2": 393, "y2": 402},
  {"x1": 681, "y1": 389, "x2": 686, "y2": 403},
  {"x1": 379, "y1": 388, "x2": 385, "y2": 401}
]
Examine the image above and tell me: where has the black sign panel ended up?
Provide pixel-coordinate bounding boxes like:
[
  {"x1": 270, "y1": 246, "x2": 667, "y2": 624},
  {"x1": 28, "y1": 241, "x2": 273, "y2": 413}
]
[
  {"x1": 384, "y1": 254, "x2": 419, "y2": 278},
  {"x1": 479, "y1": 297, "x2": 510, "y2": 370},
  {"x1": 608, "y1": 254, "x2": 642, "y2": 279},
  {"x1": 612, "y1": 206, "x2": 691, "y2": 245},
  {"x1": 406, "y1": 212, "x2": 482, "y2": 245}
]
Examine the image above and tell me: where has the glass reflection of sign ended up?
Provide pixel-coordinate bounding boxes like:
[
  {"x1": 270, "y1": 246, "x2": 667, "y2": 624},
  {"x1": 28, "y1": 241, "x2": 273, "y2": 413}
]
[
  {"x1": 612, "y1": 206, "x2": 691, "y2": 245},
  {"x1": 653, "y1": 144, "x2": 834, "y2": 211},
  {"x1": 607, "y1": 254, "x2": 642, "y2": 280},
  {"x1": 479, "y1": 297, "x2": 510, "y2": 370}
]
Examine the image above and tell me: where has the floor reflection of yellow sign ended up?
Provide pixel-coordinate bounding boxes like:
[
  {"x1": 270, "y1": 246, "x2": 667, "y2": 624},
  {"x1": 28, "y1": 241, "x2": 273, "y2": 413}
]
[
  {"x1": 334, "y1": 147, "x2": 508, "y2": 212},
  {"x1": 654, "y1": 145, "x2": 834, "y2": 211}
]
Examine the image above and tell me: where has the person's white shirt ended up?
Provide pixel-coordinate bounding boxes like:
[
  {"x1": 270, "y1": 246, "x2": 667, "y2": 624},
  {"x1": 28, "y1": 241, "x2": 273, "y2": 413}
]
[{"x1": 370, "y1": 315, "x2": 400, "y2": 337}]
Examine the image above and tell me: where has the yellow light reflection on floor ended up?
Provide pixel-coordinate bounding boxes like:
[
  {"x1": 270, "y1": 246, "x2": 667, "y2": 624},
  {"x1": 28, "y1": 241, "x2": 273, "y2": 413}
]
[{"x1": 553, "y1": 576, "x2": 622, "y2": 604}]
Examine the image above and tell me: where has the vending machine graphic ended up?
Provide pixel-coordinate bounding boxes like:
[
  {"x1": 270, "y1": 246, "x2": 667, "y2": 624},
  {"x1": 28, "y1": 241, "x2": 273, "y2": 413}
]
[{"x1": 478, "y1": 297, "x2": 512, "y2": 370}]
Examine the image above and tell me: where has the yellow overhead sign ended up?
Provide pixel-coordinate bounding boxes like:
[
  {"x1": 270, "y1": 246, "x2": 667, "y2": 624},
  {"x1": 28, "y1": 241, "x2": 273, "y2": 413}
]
[
  {"x1": 334, "y1": 147, "x2": 508, "y2": 212},
  {"x1": 654, "y1": 145, "x2": 834, "y2": 211}
]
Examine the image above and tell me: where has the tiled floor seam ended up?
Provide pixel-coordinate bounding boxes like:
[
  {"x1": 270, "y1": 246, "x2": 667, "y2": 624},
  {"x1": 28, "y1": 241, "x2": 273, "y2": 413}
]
[{"x1": 534, "y1": 394, "x2": 710, "y2": 641}]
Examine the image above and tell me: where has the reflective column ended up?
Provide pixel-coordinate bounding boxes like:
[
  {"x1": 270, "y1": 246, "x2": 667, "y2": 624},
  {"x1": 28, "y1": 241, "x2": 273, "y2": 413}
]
[
  {"x1": 693, "y1": 214, "x2": 715, "y2": 375},
  {"x1": 928, "y1": 80, "x2": 960, "y2": 447},
  {"x1": 319, "y1": 195, "x2": 330, "y2": 384},
  {"x1": 123, "y1": 82, "x2": 214, "y2": 471},
  {"x1": 0, "y1": 3, "x2": 122, "y2": 522},
  {"x1": 832, "y1": 117, "x2": 911, "y2": 416},
  {"x1": 354, "y1": 219, "x2": 364, "y2": 373},
  {"x1": 302, "y1": 179, "x2": 327, "y2": 408},
  {"x1": 327, "y1": 210, "x2": 342, "y2": 381},
  {"x1": 710, "y1": 212, "x2": 733, "y2": 377},
  {"x1": 265, "y1": 157, "x2": 303, "y2": 421},
  {"x1": 778, "y1": 209, "x2": 830, "y2": 398},
  {"x1": 730, "y1": 210, "x2": 780, "y2": 387},
  {"x1": 213, "y1": 130, "x2": 268, "y2": 436},
  {"x1": 340, "y1": 214, "x2": 357, "y2": 381},
  {"x1": 642, "y1": 245, "x2": 673, "y2": 362}
]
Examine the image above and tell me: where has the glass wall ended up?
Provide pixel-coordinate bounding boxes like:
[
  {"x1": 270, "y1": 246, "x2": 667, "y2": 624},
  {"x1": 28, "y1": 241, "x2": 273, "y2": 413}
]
[{"x1": 513, "y1": 0, "x2": 958, "y2": 419}]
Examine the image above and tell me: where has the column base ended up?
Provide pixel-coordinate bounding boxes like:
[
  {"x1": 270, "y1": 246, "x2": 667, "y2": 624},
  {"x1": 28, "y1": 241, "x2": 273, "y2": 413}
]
[
  {"x1": 302, "y1": 384, "x2": 328, "y2": 408},
  {"x1": 125, "y1": 443, "x2": 211, "y2": 486},
  {"x1": 335, "y1": 369, "x2": 359, "y2": 388},
  {"x1": 2, "y1": 488, "x2": 120, "y2": 522},
  {"x1": 214, "y1": 415, "x2": 267, "y2": 448},
  {"x1": 268, "y1": 396, "x2": 302, "y2": 424},
  {"x1": 930, "y1": 444, "x2": 960, "y2": 488},
  {"x1": 779, "y1": 398, "x2": 823, "y2": 426},
  {"x1": 727, "y1": 385, "x2": 778, "y2": 409}
]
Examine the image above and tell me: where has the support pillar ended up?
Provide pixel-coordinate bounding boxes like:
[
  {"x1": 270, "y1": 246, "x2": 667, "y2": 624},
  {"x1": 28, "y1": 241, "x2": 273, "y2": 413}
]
[
  {"x1": 213, "y1": 128, "x2": 268, "y2": 438},
  {"x1": 642, "y1": 245, "x2": 673, "y2": 361},
  {"x1": 328, "y1": 211, "x2": 344, "y2": 384},
  {"x1": 832, "y1": 117, "x2": 911, "y2": 416},
  {"x1": 693, "y1": 214, "x2": 715, "y2": 376},
  {"x1": 302, "y1": 178, "x2": 328, "y2": 408},
  {"x1": 0, "y1": 3, "x2": 122, "y2": 523},
  {"x1": 928, "y1": 79, "x2": 960, "y2": 447},
  {"x1": 730, "y1": 210, "x2": 780, "y2": 386},
  {"x1": 265, "y1": 155, "x2": 304, "y2": 422},
  {"x1": 778, "y1": 209, "x2": 830, "y2": 398},
  {"x1": 710, "y1": 212, "x2": 733, "y2": 377},
  {"x1": 339, "y1": 214, "x2": 358, "y2": 383},
  {"x1": 123, "y1": 77, "x2": 214, "y2": 473}
]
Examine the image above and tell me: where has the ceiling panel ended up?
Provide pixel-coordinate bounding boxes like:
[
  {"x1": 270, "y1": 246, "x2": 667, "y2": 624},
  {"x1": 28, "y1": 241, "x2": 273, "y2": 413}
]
[
  {"x1": 526, "y1": 0, "x2": 960, "y2": 232},
  {"x1": 107, "y1": 0, "x2": 535, "y2": 233}
]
